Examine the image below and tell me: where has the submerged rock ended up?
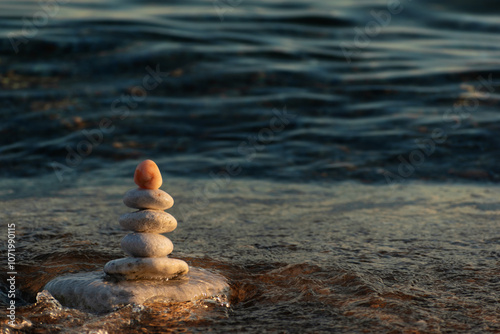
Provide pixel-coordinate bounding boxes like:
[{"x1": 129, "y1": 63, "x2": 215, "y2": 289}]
[{"x1": 45, "y1": 269, "x2": 227, "y2": 313}]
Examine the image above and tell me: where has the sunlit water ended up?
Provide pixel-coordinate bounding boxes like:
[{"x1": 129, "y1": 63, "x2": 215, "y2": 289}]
[
  {"x1": 1, "y1": 0, "x2": 500, "y2": 332},
  {"x1": 0, "y1": 177, "x2": 499, "y2": 332}
]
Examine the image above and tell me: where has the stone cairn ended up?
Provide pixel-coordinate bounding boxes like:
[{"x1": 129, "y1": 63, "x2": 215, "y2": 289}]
[{"x1": 104, "y1": 160, "x2": 189, "y2": 280}]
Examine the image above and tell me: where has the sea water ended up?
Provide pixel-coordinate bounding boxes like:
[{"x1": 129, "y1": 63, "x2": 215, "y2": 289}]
[{"x1": 0, "y1": 177, "x2": 499, "y2": 332}]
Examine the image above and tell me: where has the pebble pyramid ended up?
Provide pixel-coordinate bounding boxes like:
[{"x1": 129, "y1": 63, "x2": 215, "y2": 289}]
[
  {"x1": 104, "y1": 160, "x2": 189, "y2": 280},
  {"x1": 44, "y1": 159, "x2": 228, "y2": 312}
]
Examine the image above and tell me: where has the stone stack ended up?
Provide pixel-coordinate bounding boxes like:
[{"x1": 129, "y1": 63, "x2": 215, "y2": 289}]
[{"x1": 104, "y1": 160, "x2": 189, "y2": 280}]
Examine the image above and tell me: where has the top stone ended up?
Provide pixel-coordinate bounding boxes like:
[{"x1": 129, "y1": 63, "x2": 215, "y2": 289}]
[{"x1": 134, "y1": 160, "x2": 162, "y2": 189}]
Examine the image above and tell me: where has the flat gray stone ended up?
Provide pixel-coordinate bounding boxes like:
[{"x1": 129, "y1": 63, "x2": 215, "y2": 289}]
[
  {"x1": 121, "y1": 233, "x2": 173, "y2": 257},
  {"x1": 44, "y1": 268, "x2": 229, "y2": 313},
  {"x1": 123, "y1": 188, "x2": 174, "y2": 210},
  {"x1": 119, "y1": 210, "x2": 177, "y2": 233},
  {"x1": 103, "y1": 257, "x2": 189, "y2": 280}
]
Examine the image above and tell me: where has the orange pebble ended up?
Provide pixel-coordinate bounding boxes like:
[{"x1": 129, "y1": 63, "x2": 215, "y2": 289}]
[{"x1": 134, "y1": 160, "x2": 162, "y2": 189}]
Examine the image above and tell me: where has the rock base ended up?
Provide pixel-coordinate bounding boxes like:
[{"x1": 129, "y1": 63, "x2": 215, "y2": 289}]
[{"x1": 44, "y1": 267, "x2": 229, "y2": 313}]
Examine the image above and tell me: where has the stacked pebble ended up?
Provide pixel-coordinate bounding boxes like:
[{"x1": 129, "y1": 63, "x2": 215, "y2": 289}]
[{"x1": 104, "y1": 160, "x2": 189, "y2": 280}]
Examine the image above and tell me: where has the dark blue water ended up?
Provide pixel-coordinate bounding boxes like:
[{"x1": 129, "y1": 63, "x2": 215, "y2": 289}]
[{"x1": 1, "y1": 0, "x2": 500, "y2": 183}]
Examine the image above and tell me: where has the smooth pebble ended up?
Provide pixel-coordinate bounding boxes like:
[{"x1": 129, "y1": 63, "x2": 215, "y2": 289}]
[
  {"x1": 134, "y1": 160, "x2": 162, "y2": 189},
  {"x1": 123, "y1": 188, "x2": 173, "y2": 210},
  {"x1": 104, "y1": 257, "x2": 189, "y2": 280},
  {"x1": 121, "y1": 233, "x2": 173, "y2": 257},
  {"x1": 119, "y1": 209, "x2": 177, "y2": 233}
]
